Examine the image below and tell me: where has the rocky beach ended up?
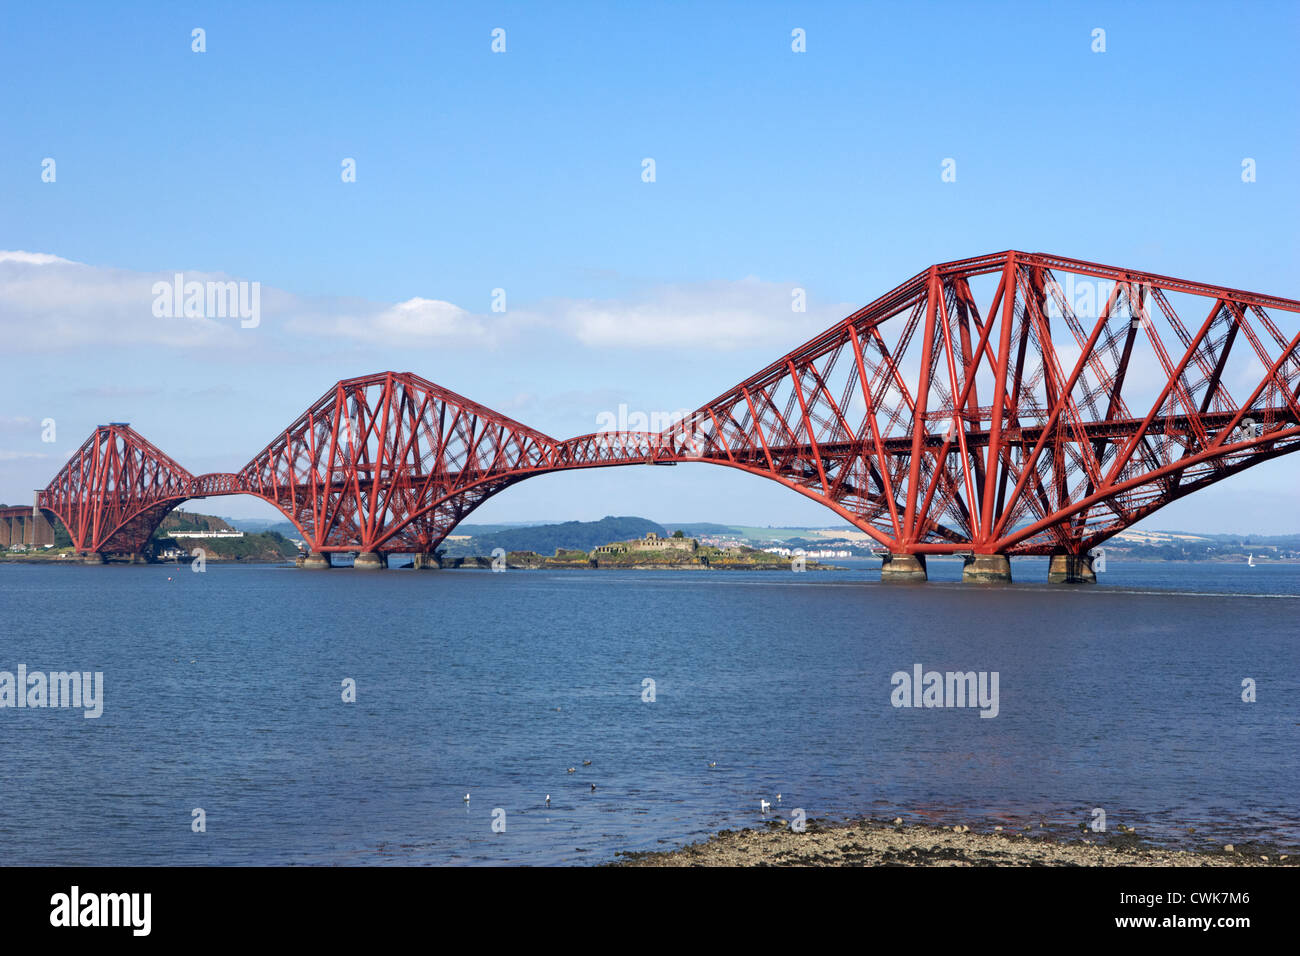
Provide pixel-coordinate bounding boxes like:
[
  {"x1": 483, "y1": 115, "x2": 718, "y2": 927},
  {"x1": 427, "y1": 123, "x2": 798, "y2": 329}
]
[{"x1": 616, "y1": 816, "x2": 1296, "y2": 867}]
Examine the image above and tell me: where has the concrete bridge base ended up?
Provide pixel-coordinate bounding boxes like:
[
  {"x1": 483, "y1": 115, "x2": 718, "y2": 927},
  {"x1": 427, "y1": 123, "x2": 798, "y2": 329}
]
[
  {"x1": 353, "y1": 551, "x2": 387, "y2": 570},
  {"x1": 880, "y1": 553, "x2": 927, "y2": 582},
  {"x1": 81, "y1": 552, "x2": 105, "y2": 565},
  {"x1": 1048, "y1": 552, "x2": 1097, "y2": 584},
  {"x1": 301, "y1": 551, "x2": 332, "y2": 570},
  {"x1": 962, "y1": 553, "x2": 1012, "y2": 583},
  {"x1": 412, "y1": 552, "x2": 439, "y2": 570},
  {"x1": 0, "y1": 503, "x2": 55, "y2": 548}
]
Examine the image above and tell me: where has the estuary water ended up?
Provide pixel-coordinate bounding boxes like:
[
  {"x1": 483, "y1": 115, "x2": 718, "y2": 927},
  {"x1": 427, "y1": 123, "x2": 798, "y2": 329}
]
[{"x1": 0, "y1": 558, "x2": 1296, "y2": 865}]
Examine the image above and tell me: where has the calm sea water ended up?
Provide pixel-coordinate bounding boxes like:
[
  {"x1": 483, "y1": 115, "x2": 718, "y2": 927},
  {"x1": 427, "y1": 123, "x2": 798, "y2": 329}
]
[{"x1": 0, "y1": 557, "x2": 1296, "y2": 865}]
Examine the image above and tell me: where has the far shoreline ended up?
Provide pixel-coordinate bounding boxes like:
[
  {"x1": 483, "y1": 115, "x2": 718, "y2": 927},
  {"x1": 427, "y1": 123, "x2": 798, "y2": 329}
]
[{"x1": 5, "y1": 552, "x2": 1299, "y2": 570}]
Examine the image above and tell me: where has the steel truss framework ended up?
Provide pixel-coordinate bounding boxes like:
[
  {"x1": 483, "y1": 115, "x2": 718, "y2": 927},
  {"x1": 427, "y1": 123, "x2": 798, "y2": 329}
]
[{"x1": 36, "y1": 251, "x2": 1300, "y2": 560}]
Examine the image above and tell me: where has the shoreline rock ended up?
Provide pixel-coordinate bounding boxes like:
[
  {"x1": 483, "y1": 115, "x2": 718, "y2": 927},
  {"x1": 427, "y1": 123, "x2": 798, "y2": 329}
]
[{"x1": 613, "y1": 816, "x2": 1297, "y2": 867}]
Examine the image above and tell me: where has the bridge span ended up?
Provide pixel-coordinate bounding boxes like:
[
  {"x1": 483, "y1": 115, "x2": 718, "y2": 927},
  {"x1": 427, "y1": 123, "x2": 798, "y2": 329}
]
[{"x1": 31, "y1": 251, "x2": 1300, "y2": 582}]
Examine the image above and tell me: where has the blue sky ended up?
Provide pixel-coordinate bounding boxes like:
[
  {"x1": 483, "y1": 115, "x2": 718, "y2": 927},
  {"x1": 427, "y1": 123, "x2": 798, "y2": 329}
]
[{"x1": 2, "y1": 0, "x2": 1298, "y2": 532}]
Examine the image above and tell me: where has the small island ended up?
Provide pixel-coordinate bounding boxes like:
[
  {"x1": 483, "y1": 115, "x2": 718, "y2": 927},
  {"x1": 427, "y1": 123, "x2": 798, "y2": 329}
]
[{"x1": 436, "y1": 531, "x2": 843, "y2": 571}]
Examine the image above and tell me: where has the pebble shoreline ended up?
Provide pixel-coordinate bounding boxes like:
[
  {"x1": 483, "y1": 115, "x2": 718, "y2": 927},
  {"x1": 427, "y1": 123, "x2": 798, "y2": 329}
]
[{"x1": 614, "y1": 817, "x2": 1296, "y2": 867}]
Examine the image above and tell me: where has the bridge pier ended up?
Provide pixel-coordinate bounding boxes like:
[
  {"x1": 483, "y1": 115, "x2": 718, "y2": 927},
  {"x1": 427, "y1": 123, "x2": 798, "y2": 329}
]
[
  {"x1": 81, "y1": 552, "x2": 105, "y2": 565},
  {"x1": 1048, "y1": 552, "x2": 1096, "y2": 584},
  {"x1": 353, "y1": 551, "x2": 387, "y2": 570},
  {"x1": 301, "y1": 551, "x2": 332, "y2": 570},
  {"x1": 880, "y1": 552, "x2": 927, "y2": 582},
  {"x1": 413, "y1": 552, "x2": 439, "y2": 570},
  {"x1": 962, "y1": 553, "x2": 1012, "y2": 584}
]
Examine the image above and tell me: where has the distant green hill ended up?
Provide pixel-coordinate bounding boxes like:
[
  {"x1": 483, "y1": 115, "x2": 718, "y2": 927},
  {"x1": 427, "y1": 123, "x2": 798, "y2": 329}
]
[
  {"x1": 147, "y1": 509, "x2": 298, "y2": 562},
  {"x1": 1202, "y1": 532, "x2": 1300, "y2": 547},
  {"x1": 662, "y1": 522, "x2": 741, "y2": 536},
  {"x1": 168, "y1": 531, "x2": 299, "y2": 562},
  {"x1": 454, "y1": 522, "x2": 552, "y2": 535},
  {"x1": 442, "y1": 516, "x2": 666, "y2": 556},
  {"x1": 162, "y1": 510, "x2": 236, "y2": 533}
]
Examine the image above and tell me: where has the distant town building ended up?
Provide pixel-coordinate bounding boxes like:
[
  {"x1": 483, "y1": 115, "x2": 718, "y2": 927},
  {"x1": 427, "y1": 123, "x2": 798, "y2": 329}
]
[{"x1": 761, "y1": 546, "x2": 851, "y2": 558}]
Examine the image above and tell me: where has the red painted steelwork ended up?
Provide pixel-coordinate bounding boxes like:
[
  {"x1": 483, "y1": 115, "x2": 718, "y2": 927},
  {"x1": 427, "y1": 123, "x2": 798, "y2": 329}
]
[{"x1": 36, "y1": 252, "x2": 1300, "y2": 560}]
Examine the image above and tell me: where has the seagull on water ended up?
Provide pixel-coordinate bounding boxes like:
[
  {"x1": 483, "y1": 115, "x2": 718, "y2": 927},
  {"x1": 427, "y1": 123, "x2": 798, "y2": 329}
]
[
  {"x1": 567, "y1": 767, "x2": 576, "y2": 774},
  {"x1": 760, "y1": 799, "x2": 771, "y2": 813},
  {"x1": 545, "y1": 794, "x2": 551, "y2": 806},
  {"x1": 463, "y1": 793, "x2": 470, "y2": 803}
]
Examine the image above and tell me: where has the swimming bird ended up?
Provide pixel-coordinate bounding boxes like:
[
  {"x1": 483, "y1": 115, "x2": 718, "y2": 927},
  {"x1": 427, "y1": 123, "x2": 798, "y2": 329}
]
[
  {"x1": 545, "y1": 794, "x2": 551, "y2": 805},
  {"x1": 590, "y1": 783, "x2": 597, "y2": 791},
  {"x1": 708, "y1": 762, "x2": 717, "y2": 768},
  {"x1": 567, "y1": 767, "x2": 576, "y2": 774},
  {"x1": 463, "y1": 793, "x2": 470, "y2": 803},
  {"x1": 776, "y1": 793, "x2": 782, "y2": 804},
  {"x1": 582, "y1": 759, "x2": 592, "y2": 766},
  {"x1": 760, "y1": 799, "x2": 771, "y2": 812}
]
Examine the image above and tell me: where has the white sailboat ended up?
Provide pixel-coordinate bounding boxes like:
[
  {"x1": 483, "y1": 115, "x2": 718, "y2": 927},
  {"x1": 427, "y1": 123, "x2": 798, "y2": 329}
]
[{"x1": 1247, "y1": 553, "x2": 1255, "y2": 567}]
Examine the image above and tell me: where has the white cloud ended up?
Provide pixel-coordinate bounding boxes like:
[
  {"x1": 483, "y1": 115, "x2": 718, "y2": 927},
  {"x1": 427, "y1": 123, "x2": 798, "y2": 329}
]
[
  {"x1": 0, "y1": 450, "x2": 49, "y2": 461},
  {"x1": 0, "y1": 251, "x2": 856, "y2": 355},
  {"x1": 0, "y1": 254, "x2": 244, "y2": 350},
  {"x1": 526, "y1": 277, "x2": 852, "y2": 350},
  {"x1": 289, "y1": 296, "x2": 497, "y2": 347},
  {"x1": 0, "y1": 251, "x2": 72, "y2": 265}
]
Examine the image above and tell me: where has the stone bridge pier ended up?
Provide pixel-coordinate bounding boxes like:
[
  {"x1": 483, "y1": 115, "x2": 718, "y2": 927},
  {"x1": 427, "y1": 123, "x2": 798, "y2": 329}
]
[{"x1": 0, "y1": 499, "x2": 55, "y2": 549}]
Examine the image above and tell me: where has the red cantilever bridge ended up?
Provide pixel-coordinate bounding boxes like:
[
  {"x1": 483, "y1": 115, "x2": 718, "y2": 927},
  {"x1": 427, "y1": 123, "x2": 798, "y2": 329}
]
[{"x1": 33, "y1": 251, "x2": 1300, "y2": 582}]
